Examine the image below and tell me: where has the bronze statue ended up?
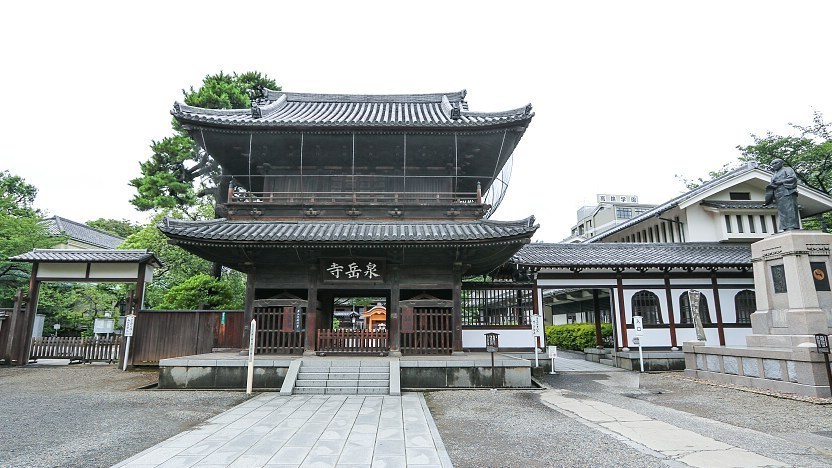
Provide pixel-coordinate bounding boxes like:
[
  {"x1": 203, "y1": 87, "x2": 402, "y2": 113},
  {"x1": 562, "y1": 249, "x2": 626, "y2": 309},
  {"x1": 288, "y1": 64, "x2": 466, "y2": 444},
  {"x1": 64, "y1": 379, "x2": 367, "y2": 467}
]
[{"x1": 764, "y1": 158, "x2": 800, "y2": 230}]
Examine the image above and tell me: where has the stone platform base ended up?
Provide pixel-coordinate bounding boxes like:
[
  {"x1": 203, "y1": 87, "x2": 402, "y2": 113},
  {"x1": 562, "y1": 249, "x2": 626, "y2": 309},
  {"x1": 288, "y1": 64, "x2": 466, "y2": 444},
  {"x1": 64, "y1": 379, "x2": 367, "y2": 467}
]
[
  {"x1": 158, "y1": 351, "x2": 531, "y2": 390},
  {"x1": 683, "y1": 341, "x2": 832, "y2": 397}
]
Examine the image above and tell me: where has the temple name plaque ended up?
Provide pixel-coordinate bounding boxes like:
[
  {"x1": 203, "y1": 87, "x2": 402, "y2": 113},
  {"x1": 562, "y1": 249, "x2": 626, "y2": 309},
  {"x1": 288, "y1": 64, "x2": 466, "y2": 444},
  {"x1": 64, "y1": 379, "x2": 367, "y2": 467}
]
[{"x1": 322, "y1": 259, "x2": 385, "y2": 283}]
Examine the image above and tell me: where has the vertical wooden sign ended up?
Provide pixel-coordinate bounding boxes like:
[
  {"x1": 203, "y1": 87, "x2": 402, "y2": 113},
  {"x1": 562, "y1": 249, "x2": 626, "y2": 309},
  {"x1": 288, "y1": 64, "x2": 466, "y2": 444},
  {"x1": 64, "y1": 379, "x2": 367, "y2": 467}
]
[{"x1": 401, "y1": 307, "x2": 414, "y2": 333}]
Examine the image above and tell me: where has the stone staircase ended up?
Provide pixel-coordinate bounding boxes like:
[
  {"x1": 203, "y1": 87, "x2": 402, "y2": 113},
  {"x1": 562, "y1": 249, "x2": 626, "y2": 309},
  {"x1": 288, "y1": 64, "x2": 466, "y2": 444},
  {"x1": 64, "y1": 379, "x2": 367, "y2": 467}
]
[{"x1": 291, "y1": 360, "x2": 392, "y2": 395}]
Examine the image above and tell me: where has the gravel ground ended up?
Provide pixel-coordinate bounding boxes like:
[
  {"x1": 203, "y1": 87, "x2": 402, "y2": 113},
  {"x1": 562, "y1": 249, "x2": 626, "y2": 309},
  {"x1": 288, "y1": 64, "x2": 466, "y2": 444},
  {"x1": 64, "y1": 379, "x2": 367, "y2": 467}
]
[
  {"x1": 426, "y1": 368, "x2": 832, "y2": 467},
  {"x1": 425, "y1": 389, "x2": 660, "y2": 467},
  {"x1": 0, "y1": 363, "x2": 248, "y2": 468}
]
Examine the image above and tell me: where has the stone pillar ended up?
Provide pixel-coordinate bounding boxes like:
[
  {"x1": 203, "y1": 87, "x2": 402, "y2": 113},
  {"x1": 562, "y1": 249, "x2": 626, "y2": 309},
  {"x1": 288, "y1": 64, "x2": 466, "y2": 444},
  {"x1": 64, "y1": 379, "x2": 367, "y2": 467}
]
[{"x1": 747, "y1": 231, "x2": 832, "y2": 348}]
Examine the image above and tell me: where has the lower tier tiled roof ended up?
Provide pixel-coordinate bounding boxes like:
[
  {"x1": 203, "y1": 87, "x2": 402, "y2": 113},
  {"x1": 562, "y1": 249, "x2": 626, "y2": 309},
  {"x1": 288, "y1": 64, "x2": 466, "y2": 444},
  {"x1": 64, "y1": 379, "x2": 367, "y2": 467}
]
[
  {"x1": 512, "y1": 243, "x2": 751, "y2": 269},
  {"x1": 160, "y1": 217, "x2": 538, "y2": 247}
]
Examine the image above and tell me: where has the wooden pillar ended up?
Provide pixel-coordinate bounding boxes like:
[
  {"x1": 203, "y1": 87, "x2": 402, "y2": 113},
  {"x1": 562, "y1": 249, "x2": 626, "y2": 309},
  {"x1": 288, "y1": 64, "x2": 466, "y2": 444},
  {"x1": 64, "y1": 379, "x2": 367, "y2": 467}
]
[
  {"x1": 389, "y1": 267, "x2": 401, "y2": 355},
  {"x1": 452, "y1": 263, "x2": 463, "y2": 354},
  {"x1": 305, "y1": 266, "x2": 318, "y2": 354},
  {"x1": 616, "y1": 274, "x2": 628, "y2": 349},
  {"x1": 2, "y1": 289, "x2": 23, "y2": 364},
  {"x1": 241, "y1": 270, "x2": 256, "y2": 351},
  {"x1": 18, "y1": 263, "x2": 40, "y2": 365},
  {"x1": 592, "y1": 289, "x2": 603, "y2": 348},
  {"x1": 711, "y1": 272, "x2": 726, "y2": 346},
  {"x1": 664, "y1": 274, "x2": 678, "y2": 349}
]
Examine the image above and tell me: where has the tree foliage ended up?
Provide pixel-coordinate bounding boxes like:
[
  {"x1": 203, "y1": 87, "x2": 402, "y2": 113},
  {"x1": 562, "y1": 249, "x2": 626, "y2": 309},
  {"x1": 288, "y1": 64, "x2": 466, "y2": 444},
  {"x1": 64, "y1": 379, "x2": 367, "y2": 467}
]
[
  {"x1": 158, "y1": 273, "x2": 238, "y2": 310},
  {"x1": 737, "y1": 111, "x2": 832, "y2": 194},
  {"x1": 0, "y1": 171, "x2": 61, "y2": 306},
  {"x1": 37, "y1": 282, "x2": 123, "y2": 337},
  {"x1": 85, "y1": 218, "x2": 141, "y2": 238},
  {"x1": 129, "y1": 71, "x2": 279, "y2": 218}
]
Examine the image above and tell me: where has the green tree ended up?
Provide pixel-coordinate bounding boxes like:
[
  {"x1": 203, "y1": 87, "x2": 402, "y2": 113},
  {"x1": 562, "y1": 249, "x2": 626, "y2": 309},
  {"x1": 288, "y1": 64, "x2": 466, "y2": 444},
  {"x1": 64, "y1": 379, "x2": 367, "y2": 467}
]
[
  {"x1": 738, "y1": 111, "x2": 832, "y2": 230},
  {"x1": 158, "y1": 273, "x2": 238, "y2": 310},
  {"x1": 85, "y1": 218, "x2": 142, "y2": 238},
  {"x1": 129, "y1": 71, "x2": 279, "y2": 219},
  {"x1": 0, "y1": 171, "x2": 62, "y2": 305}
]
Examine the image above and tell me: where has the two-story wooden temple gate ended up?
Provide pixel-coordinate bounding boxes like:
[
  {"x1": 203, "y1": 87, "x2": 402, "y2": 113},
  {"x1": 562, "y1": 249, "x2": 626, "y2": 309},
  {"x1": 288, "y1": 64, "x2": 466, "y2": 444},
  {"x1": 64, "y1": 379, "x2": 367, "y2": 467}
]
[{"x1": 160, "y1": 88, "x2": 539, "y2": 357}]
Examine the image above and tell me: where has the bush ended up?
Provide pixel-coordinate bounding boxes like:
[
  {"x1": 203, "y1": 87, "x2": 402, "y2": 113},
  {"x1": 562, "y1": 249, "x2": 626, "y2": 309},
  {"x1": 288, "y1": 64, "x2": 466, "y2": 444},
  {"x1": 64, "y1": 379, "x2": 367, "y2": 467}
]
[
  {"x1": 158, "y1": 274, "x2": 236, "y2": 310},
  {"x1": 545, "y1": 323, "x2": 613, "y2": 351}
]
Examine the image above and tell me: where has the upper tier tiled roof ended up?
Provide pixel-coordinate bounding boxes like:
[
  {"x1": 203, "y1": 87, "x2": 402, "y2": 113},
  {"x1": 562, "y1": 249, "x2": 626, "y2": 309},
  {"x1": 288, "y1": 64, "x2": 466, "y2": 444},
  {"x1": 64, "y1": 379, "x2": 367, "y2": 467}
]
[
  {"x1": 42, "y1": 216, "x2": 124, "y2": 249},
  {"x1": 160, "y1": 217, "x2": 538, "y2": 247},
  {"x1": 9, "y1": 249, "x2": 161, "y2": 266},
  {"x1": 512, "y1": 243, "x2": 751, "y2": 268},
  {"x1": 172, "y1": 89, "x2": 533, "y2": 129}
]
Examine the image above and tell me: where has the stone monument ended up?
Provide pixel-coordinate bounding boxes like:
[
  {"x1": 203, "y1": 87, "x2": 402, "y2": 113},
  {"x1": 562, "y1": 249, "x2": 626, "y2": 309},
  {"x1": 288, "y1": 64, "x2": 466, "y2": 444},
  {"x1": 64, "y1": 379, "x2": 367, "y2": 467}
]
[{"x1": 685, "y1": 161, "x2": 832, "y2": 397}]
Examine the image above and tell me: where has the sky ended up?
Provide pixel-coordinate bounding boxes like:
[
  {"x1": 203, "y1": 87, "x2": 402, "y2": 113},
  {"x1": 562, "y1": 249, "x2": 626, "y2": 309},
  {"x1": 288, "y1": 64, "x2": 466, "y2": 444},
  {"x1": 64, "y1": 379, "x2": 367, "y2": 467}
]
[{"x1": 3, "y1": 1, "x2": 832, "y2": 241}]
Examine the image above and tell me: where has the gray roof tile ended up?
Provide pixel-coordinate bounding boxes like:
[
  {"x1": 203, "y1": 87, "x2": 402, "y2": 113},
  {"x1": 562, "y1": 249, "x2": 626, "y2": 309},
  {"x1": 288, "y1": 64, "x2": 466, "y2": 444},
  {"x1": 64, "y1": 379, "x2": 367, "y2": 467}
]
[
  {"x1": 172, "y1": 89, "x2": 533, "y2": 129},
  {"x1": 160, "y1": 218, "x2": 538, "y2": 246},
  {"x1": 42, "y1": 217, "x2": 124, "y2": 249},
  {"x1": 512, "y1": 243, "x2": 751, "y2": 268},
  {"x1": 9, "y1": 249, "x2": 161, "y2": 266},
  {"x1": 700, "y1": 200, "x2": 769, "y2": 210}
]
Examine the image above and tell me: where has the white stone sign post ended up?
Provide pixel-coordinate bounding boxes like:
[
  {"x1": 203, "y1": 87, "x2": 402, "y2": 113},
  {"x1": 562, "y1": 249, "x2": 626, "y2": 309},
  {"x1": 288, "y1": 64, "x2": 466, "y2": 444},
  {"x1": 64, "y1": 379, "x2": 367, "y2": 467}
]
[
  {"x1": 633, "y1": 316, "x2": 645, "y2": 372},
  {"x1": 246, "y1": 319, "x2": 256, "y2": 395},
  {"x1": 122, "y1": 315, "x2": 135, "y2": 372}
]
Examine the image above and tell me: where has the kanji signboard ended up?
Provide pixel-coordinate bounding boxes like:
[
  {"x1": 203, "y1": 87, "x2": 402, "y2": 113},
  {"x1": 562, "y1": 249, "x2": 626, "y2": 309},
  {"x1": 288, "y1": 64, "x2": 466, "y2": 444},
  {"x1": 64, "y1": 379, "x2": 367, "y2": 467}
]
[{"x1": 322, "y1": 259, "x2": 385, "y2": 282}]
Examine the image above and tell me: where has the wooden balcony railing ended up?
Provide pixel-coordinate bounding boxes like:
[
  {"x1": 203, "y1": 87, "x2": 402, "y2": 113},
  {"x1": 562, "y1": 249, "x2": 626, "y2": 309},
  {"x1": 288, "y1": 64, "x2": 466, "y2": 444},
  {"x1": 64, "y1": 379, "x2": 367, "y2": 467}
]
[{"x1": 228, "y1": 190, "x2": 482, "y2": 206}]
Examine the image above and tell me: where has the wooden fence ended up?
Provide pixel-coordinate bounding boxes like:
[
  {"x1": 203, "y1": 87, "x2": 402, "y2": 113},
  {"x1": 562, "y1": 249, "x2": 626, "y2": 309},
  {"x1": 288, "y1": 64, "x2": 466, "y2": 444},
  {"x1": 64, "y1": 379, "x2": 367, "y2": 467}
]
[
  {"x1": 253, "y1": 306, "x2": 306, "y2": 354},
  {"x1": 401, "y1": 307, "x2": 453, "y2": 355},
  {"x1": 30, "y1": 336, "x2": 121, "y2": 363},
  {"x1": 316, "y1": 329, "x2": 388, "y2": 355},
  {"x1": 130, "y1": 310, "x2": 244, "y2": 365}
]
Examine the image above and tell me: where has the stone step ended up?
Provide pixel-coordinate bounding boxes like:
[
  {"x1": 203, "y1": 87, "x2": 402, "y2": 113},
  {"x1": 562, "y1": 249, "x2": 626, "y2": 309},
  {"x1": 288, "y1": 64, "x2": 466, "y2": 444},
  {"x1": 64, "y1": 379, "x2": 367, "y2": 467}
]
[
  {"x1": 296, "y1": 372, "x2": 389, "y2": 381},
  {"x1": 600, "y1": 358, "x2": 615, "y2": 366},
  {"x1": 293, "y1": 386, "x2": 389, "y2": 395}
]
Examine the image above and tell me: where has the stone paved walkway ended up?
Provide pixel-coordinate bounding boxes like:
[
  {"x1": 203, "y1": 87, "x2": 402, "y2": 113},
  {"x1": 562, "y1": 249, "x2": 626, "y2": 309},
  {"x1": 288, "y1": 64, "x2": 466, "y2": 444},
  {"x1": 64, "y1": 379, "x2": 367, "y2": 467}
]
[
  {"x1": 540, "y1": 388, "x2": 785, "y2": 467},
  {"x1": 114, "y1": 394, "x2": 452, "y2": 468}
]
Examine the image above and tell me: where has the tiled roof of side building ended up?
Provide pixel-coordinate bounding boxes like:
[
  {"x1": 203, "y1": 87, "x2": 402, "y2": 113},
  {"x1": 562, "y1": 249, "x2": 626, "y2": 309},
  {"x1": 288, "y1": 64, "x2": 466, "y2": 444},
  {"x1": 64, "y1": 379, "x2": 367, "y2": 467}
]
[
  {"x1": 159, "y1": 217, "x2": 539, "y2": 246},
  {"x1": 9, "y1": 249, "x2": 161, "y2": 266},
  {"x1": 172, "y1": 89, "x2": 533, "y2": 129},
  {"x1": 42, "y1": 216, "x2": 124, "y2": 249},
  {"x1": 699, "y1": 200, "x2": 770, "y2": 210},
  {"x1": 512, "y1": 242, "x2": 751, "y2": 268}
]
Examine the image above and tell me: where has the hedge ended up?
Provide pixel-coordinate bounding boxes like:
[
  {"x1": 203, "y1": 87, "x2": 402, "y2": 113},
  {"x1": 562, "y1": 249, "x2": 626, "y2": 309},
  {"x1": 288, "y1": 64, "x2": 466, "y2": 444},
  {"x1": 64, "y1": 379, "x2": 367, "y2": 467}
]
[{"x1": 545, "y1": 323, "x2": 613, "y2": 351}]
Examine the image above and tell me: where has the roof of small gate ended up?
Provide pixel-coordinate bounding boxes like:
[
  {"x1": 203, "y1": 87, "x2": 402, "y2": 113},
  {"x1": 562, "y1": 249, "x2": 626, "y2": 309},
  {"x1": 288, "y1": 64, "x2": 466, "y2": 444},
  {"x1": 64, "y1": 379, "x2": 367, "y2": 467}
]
[
  {"x1": 159, "y1": 217, "x2": 539, "y2": 247},
  {"x1": 512, "y1": 242, "x2": 751, "y2": 269},
  {"x1": 172, "y1": 89, "x2": 534, "y2": 129},
  {"x1": 9, "y1": 249, "x2": 161, "y2": 266}
]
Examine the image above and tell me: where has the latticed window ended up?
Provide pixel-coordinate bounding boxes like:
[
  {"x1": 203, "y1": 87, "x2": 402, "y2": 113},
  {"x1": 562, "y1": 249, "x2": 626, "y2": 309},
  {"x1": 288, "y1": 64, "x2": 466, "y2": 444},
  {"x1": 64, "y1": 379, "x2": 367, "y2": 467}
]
[
  {"x1": 679, "y1": 292, "x2": 711, "y2": 324},
  {"x1": 632, "y1": 291, "x2": 662, "y2": 325},
  {"x1": 734, "y1": 290, "x2": 756, "y2": 324}
]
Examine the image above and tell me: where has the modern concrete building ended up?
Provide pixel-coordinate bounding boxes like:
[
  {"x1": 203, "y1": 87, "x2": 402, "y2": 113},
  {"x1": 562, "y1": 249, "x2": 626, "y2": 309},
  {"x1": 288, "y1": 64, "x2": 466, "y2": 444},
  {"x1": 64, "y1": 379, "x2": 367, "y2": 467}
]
[{"x1": 562, "y1": 194, "x2": 656, "y2": 243}]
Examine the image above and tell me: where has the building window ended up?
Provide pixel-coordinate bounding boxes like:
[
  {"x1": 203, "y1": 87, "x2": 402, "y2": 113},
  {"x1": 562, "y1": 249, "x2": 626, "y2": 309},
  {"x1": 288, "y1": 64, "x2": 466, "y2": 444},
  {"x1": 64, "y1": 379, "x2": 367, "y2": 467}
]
[
  {"x1": 772, "y1": 215, "x2": 778, "y2": 233},
  {"x1": 632, "y1": 291, "x2": 663, "y2": 325},
  {"x1": 725, "y1": 215, "x2": 732, "y2": 233},
  {"x1": 648, "y1": 228, "x2": 654, "y2": 243},
  {"x1": 735, "y1": 290, "x2": 756, "y2": 324},
  {"x1": 748, "y1": 215, "x2": 756, "y2": 233},
  {"x1": 634, "y1": 208, "x2": 648, "y2": 216},
  {"x1": 578, "y1": 225, "x2": 584, "y2": 235},
  {"x1": 729, "y1": 192, "x2": 751, "y2": 200},
  {"x1": 636, "y1": 232, "x2": 642, "y2": 242},
  {"x1": 759, "y1": 215, "x2": 768, "y2": 233},
  {"x1": 679, "y1": 292, "x2": 711, "y2": 324},
  {"x1": 661, "y1": 223, "x2": 668, "y2": 242},
  {"x1": 736, "y1": 215, "x2": 744, "y2": 233},
  {"x1": 616, "y1": 207, "x2": 632, "y2": 219}
]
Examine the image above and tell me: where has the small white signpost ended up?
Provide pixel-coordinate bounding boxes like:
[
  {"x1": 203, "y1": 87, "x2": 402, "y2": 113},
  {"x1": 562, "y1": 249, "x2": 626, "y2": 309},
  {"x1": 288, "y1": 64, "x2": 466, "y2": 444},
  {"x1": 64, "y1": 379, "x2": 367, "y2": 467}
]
[
  {"x1": 246, "y1": 319, "x2": 257, "y2": 395},
  {"x1": 547, "y1": 345, "x2": 558, "y2": 374},
  {"x1": 122, "y1": 315, "x2": 136, "y2": 371},
  {"x1": 633, "y1": 316, "x2": 645, "y2": 373},
  {"x1": 532, "y1": 314, "x2": 544, "y2": 367}
]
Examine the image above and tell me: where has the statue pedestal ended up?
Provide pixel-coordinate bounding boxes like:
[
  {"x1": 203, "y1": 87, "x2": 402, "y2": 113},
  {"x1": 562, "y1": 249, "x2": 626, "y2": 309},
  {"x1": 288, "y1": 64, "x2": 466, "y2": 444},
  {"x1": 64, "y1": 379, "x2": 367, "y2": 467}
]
[
  {"x1": 746, "y1": 230, "x2": 832, "y2": 347},
  {"x1": 684, "y1": 230, "x2": 832, "y2": 397}
]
